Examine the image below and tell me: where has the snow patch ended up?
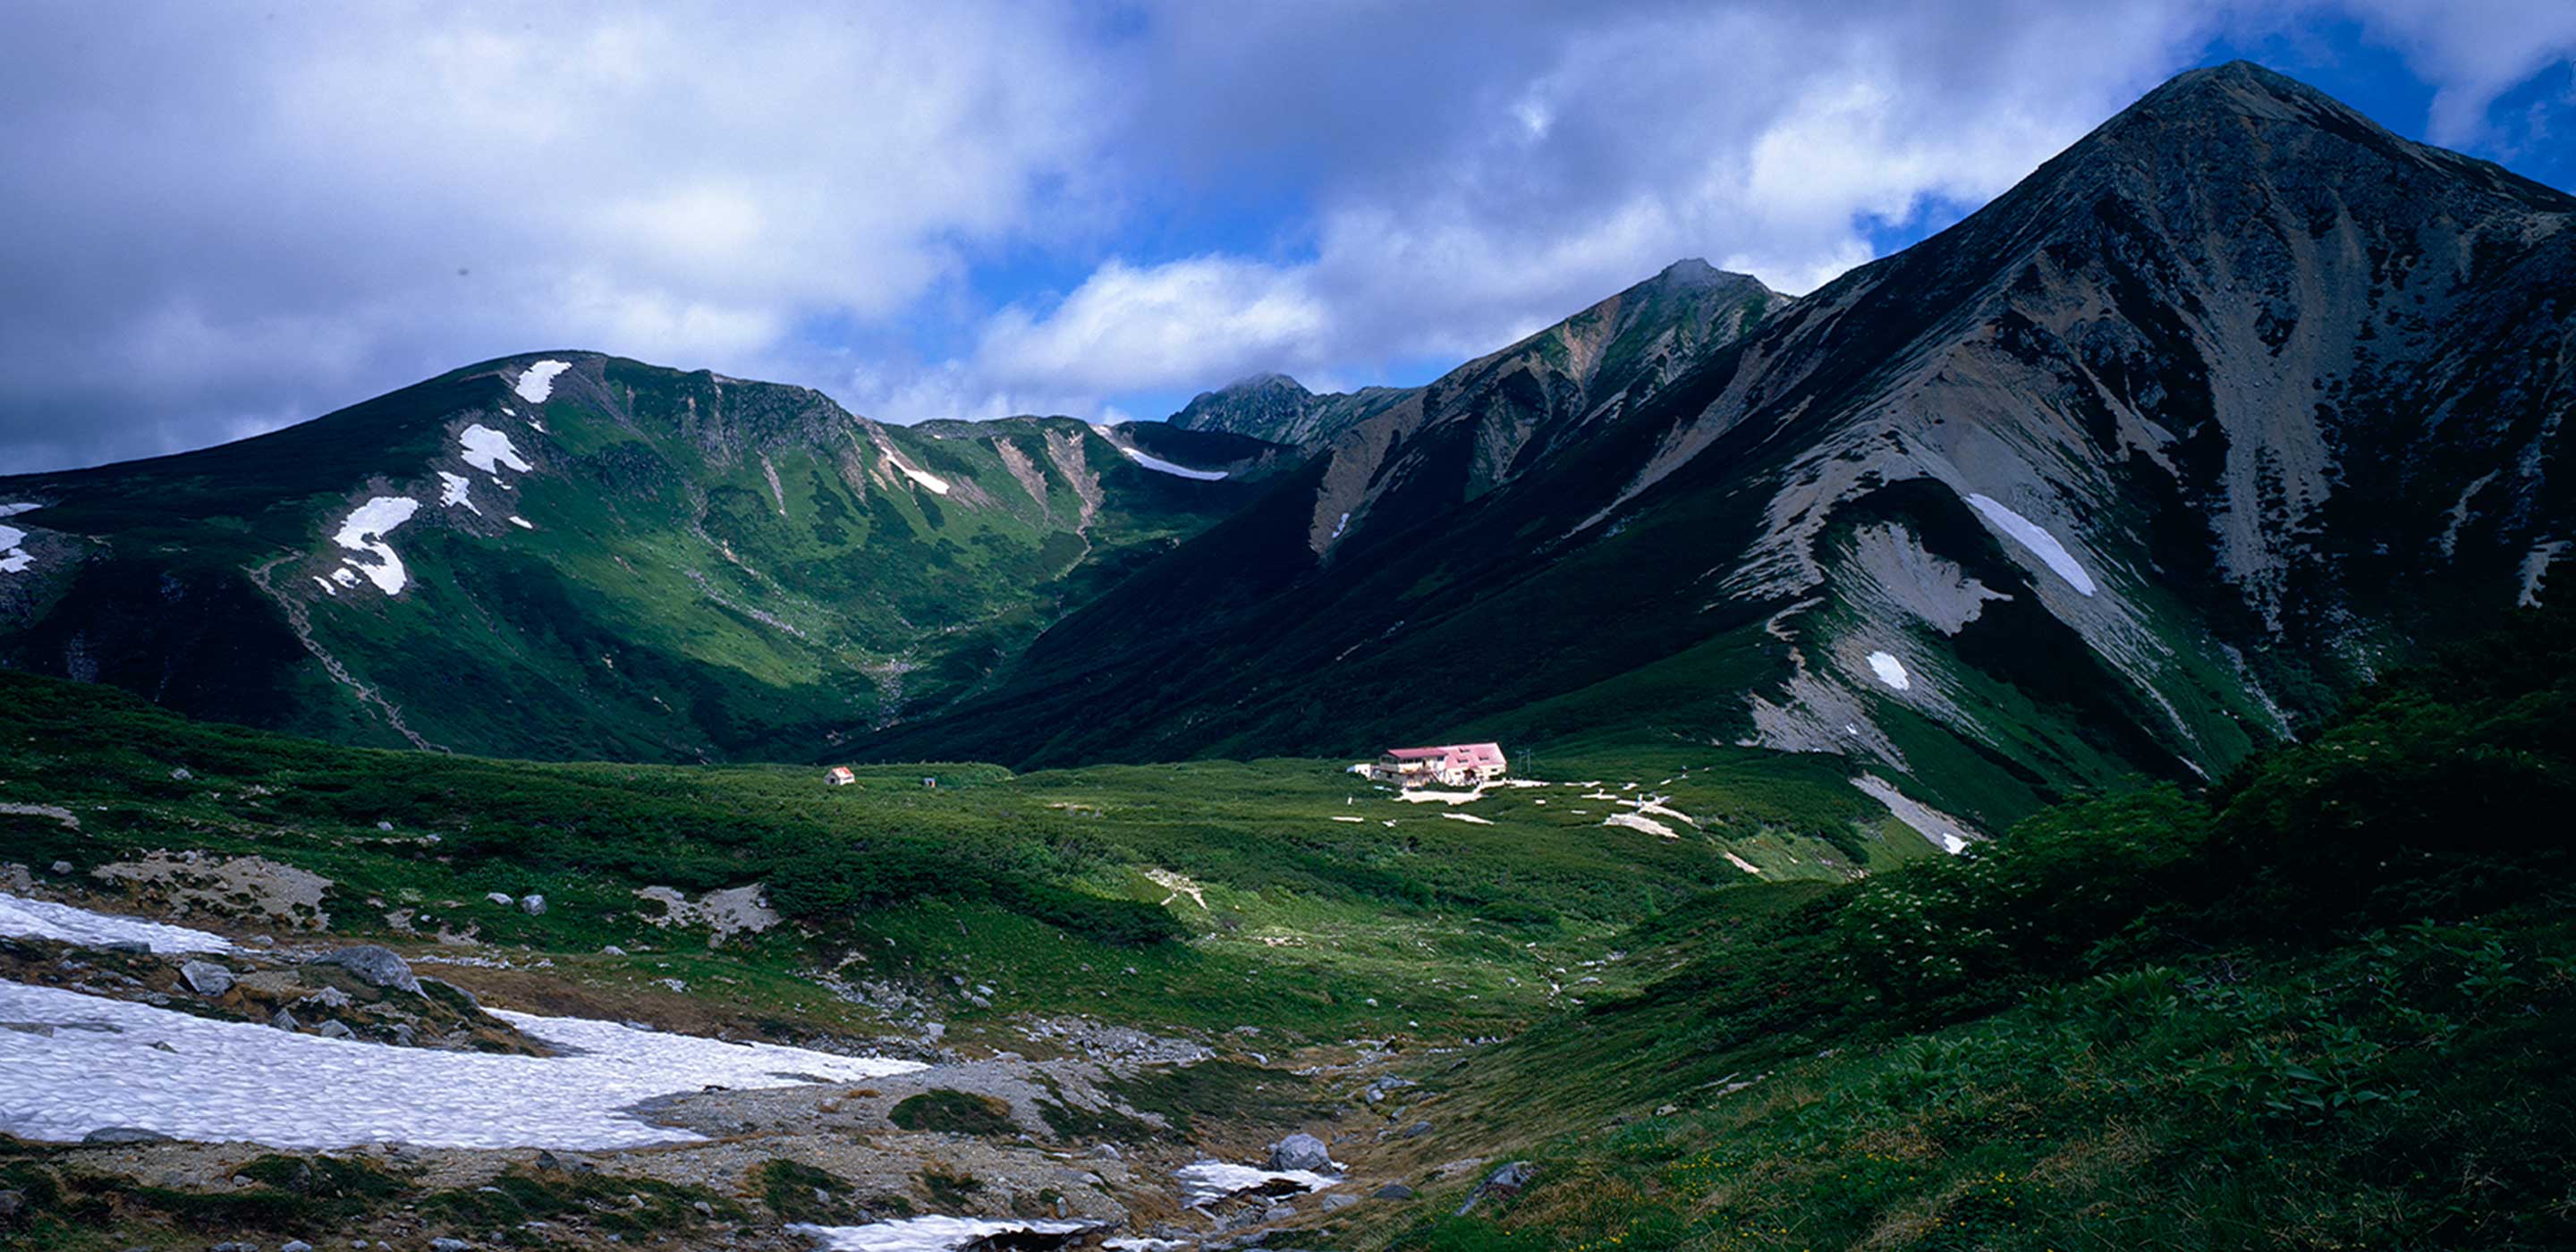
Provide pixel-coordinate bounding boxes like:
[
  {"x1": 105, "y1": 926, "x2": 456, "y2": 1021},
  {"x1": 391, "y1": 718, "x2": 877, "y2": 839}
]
[
  {"x1": 1330, "y1": 512, "x2": 1350, "y2": 539},
  {"x1": 791, "y1": 1217, "x2": 1097, "y2": 1252},
  {"x1": 1604, "y1": 812, "x2": 1680, "y2": 840},
  {"x1": 1394, "y1": 789, "x2": 1483, "y2": 805},
  {"x1": 436, "y1": 471, "x2": 479, "y2": 514},
  {"x1": 1724, "y1": 851, "x2": 1763, "y2": 876},
  {"x1": 1866, "y1": 651, "x2": 1911, "y2": 690},
  {"x1": 1116, "y1": 446, "x2": 1229, "y2": 481},
  {"x1": 0, "y1": 892, "x2": 235, "y2": 953},
  {"x1": 1964, "y1": 493, "x2": 2096, "y2": 596},
  {"x1": 513, "y1": 360, "x2": 571, "y2": 403},
  {"x1": 461, "y1": 424, "x2": 533, "y2": 475},
  {"x1": 509, "y1": 516, "x2": 535, "y2": 529},
  {"x1": 1176, "y1": 1160, "x2": 1336, "y2": 1206},
  {"x1": 1441, "y1": 812, "x2": 1495, "y2": 825},
  {"x1": 0, "y1": 979, "x2": 923, "y2": 1149},
  {"x1": 330, "y1": 496, "x2": 422, "y2": 595},
  {"x1": 2518, "y1": 539, "x2": 2567, "y2": 607},
  {"x1": 0, "y1": 524, "x2": 28, "y2": 574},
  {"x1": 0, "y1": 503, "x2": 35, "y2": 518}
]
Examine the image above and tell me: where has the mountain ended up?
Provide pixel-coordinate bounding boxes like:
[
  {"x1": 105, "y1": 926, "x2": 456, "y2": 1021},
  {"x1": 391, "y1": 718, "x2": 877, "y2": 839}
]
[
  {"x1": 0, "y1": 355, "x2": 1274, "y2": 760},
  {"x1": 863, "y1": 63, "x2": 2576, "y2": 832},
  {"x1": 1165, "y1": 259, "x2": 1785, "y2": 447}
]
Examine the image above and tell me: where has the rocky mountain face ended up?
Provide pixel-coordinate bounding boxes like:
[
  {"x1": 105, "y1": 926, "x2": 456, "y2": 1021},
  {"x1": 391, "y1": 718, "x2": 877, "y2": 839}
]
[
  {"x1": 866, "y1": 63, "x2": 2575, "y2": 831},
  {"x1": 1166, "y1": 259, "x2": 1785, "y2": 450},
  {"x1": 0, "y1": 355, "x2": 1268, "y2": 760}
]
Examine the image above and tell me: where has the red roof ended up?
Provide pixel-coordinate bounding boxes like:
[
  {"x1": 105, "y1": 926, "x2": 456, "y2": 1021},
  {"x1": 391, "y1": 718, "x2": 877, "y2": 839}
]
[{"x1": 1383, "y1": 742, "x2": 1505, "y2": 766}]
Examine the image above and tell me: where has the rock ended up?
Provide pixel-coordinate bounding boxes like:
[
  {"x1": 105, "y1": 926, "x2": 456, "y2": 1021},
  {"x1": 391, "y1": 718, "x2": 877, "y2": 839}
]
[
  {"x1": 1370, "y1": 1183, "x2": 1415, "y2": 1200},
  {"x1": 600, "y1": 945, "x2": 626, "y2": 956},
  {"x1": 48, "y1": 860, "x2": 72, "y2": 876},
  {"x1": 691, "y1": 1201, "x2": 714, "y2": 1218},
  {"x1": 80, "y1": 1126, "x2": 174, "y2": 1145},
  {"x1": 431, "y1": 1240, "x2": 471, "y2": 1252},
  {"x1": 520, "y1": 894, "x2": 547, "y2": 916},
  {"x1": 1089, "y1": 1143, "x2": 1122, "y2": 1160},
  {"x1": 300, "y1": 986, "x2": 354, "y2": 1010},
  {"x1": 268, "y1": 1007, "x2": 301, "y2": 1031},
  {"x1": 1455, "y1": 1162, "x2": 1536, "y2": 1215},
  {"x1": 315, "y1": 1019, "x2": 355, "y2": 1039},
  {"x1": 1319, "y1": 1194, "x2": 1358, "y2": 1213},
  {"x1": 101, "y1": 940, "x2": 151, "y2": 955},
  {"x1": 0, "y1": 1189, "x2": 25, "y2": 1221},
  {"x1": 485, "y1": 892, "x2": 514, "y2": 907},
  {"x1": 180, "y1": 960, "x2": 235, "y2": 996},
  {"x1": 1268, "y1": 1132, "x2": 1335, "y2": 1172},
  {"x1": 534, "y1": 1150, "x2": 563, "y2": 1172},
  {"x1": 1399, "y1": 1121, "x2": 1432, "y2": 1138},
  {"x1": 305, "y1": 946, "x2": 420, "y2": 994},
  {"x1": 282, "y1": 1241, "x2": 313, "y2": 1252},
  {"x1": 169, "y1": 767, "x2": 192, "y2": 781},
  {"x1": 376, "y1": 821, "x2": 394, "y2": 832}
]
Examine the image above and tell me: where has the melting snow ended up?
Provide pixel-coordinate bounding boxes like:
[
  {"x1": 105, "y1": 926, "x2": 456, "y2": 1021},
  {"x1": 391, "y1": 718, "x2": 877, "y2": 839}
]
[
  {"x1": 1866, "y1": 651, "x2": 1911, "y2": 690},
  {"x1": 330, "y1": 567, "x2": 360, "y2": 588},
  {"x1": 2518, "y1": 540, "x2": 2566, "y2": 607},
  {"x1": 513, "y1": 360, "x2": 571, "y2": 403},
  {"x1": 0, "y1": 503, "x2": 35, "y2": 518},
  {"x1": 1176, "y1": 1161, "x2": 1336, "y2": 1206},
  {"x1": 436, "y1": 471, "x2": 479, "y2": 514},
  {"x1": 461, "y1": 424, "x2": 533, "y2": 475},
  {"x1": 1442, "y1": 812, "x2": 1495, "y2": 825},
  {"x1": 791, "y1": 1217, "x2": 1097, "y2": 1252},
  {"x1": 1331, "y1": 816, "x2": 1366, "y2": 823},
  {"x1": 1116, "y1": 446, "x2": 1229, "y2": 481},
  {"x1": 1395, "y1": 789, "x2": 1483, "y2": 805},
  {"x1": 331, "y1": 496, "x2": 422, "y2": 595},
  {"x1": 1724, "y1": 851, "x2": 1763, "y2": 876},
  {"x1": 509, "y1": 516, "x2": 535, "y2": 530},
  {"x1": 0, "y1": 892, "x2": 235, "y2": 953},
  {"x1": 1964, "y1": 493, "x2": 2096, "y2": 596},
  {"x1": 1330, "y1": 512, "x2": 1350, "y2": 539},
  {"x1": 0, "y1": 979, "x2": 923, "y2": 1149},
  {"x1": 0, "y1": 524, "x2": 28, "y2": 574},
  {"x1": 1604, "y1": 812, "x2": 1680, "y2": 840},
  {"x1": 898, "y1": 465, "x2": 951, "y2": 495}
]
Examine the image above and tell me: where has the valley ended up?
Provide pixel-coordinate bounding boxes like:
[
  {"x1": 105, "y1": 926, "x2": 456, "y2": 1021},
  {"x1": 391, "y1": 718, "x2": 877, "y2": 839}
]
[{"x1": 1, "y1": 57, "x2": 2572, "y2": 1252}]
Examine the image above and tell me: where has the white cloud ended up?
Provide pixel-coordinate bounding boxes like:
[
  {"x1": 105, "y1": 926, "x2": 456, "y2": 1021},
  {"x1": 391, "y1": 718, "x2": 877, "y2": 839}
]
[{"x1": 976, "y1": 257, "x2": 1331, "y2": 394}]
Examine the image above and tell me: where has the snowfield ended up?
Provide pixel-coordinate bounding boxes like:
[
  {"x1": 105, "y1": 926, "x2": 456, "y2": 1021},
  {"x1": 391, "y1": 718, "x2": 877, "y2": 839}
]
[
  {"x1": 0, "y1": 523, "x2": 29, "y2": 573},
  {"x1": 1116, "y1": 446, "x2": 1229, "y2": 481},
  {"x1": 1964, "y1": 493, "x2": 2097, "y2": 596},
  {"x1": 331, "y1": 496, "x2": 423, "y2": 594},
  {"x1": 0, "y1": 892, "x2": 235, "y2": 953},
  {"x1": 0, "y1": 979, "x2": 922, "y2": 1149},
  {"x1": 461, "y1": 424, "x2": 533, "y2": 475},
  {"x1": 513, "y1": 360, "x2": 571, "y2": 402}
]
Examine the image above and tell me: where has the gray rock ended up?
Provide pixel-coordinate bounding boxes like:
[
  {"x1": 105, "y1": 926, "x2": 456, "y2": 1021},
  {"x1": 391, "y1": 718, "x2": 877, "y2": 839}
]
[
  {"x1": 1370, "y1": 1183, "x2": 1414, "y2": 1200},
  {"x1": 484, "y1": 892, "x2": 514, "y2": 907},
  {"x1": 520, "y1": 894, "x2": 547, "y2": 916},
  {"x1": 180, "y1": 960, "x2": 234, "y2": 997},
  {"x1": 376, "y1": 821, "x2": 394, "y2": 832},
  {"x1": 1455, "y1": 1162, "x2": 1535, "y2": 1215},
  {"x1": 299, "y1": 986, "x2": 354, "y2": 1010},
  {"x1": 101, "y1": 940, "x2": 151, "y2": 955},
  {"x1": 281, "y1": 1241, "x2": 314, "y2": 1252},
  {"x1": 315, "y1": 1019, "x2": 355, "y2": 1040},
  {"x1": 1399, "y1": 1121, "x2": 1432, "y2": 1138},
  {"x1": 1267, "y1": 1132, "x2": 1335, "y2": 1172},
  {"x1": 267, "y1": 1007, "x2": 301, "y2": 1031},
  {"x1": 168, "y1": 767, "x2": 192, "y2": 782},
  {"x1": 1089, "y1": 1143, "x2": 1122, "y2": 1160},
  {"x1": 305, "y1": 946, "x2": 420, "y2": 994},
  {"x1": 431, "y1": 1240, "x2": 471, "y2": 1252},
  {"x1": 1319, "y1": 1194, "x2": 1358, "y2": 1212},
  {"x1": 0, "y1": 1189, "x2": 25, "y2": 1221},
  {"x1": 47, "y1": 860, "x2": 72, "y2": 876},
  {"x1": 80, "y1": 1126, "x2": 174, "y2": 1145}
]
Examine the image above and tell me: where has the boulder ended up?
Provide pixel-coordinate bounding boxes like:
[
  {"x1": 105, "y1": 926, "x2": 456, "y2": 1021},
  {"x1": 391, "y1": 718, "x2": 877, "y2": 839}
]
[
  {"x1": 484, "y1": 892, "x2": 514, "y2": 907},
  {"x1": 80, "y1": 1126, "x2": 174, "y2": 1145},
  {"x1": 305, "y1": 946, "x2": 420, "y2": 994},
  {"x1": 1267, "y1": 1132, "x2": 1335, "y2": 1172},
  {"x1": 267, "y1": 1008, "x2": 301, "y2": 1032},
  {"x1": 1370, "y1": 1183, "x2": 1415, "y2": 1200},
  {"x1": 180, "y1": 960, "x2": 234, "y2": 997},
  {"x1": 1319, "y1": 1194, "x2": 1358, "y2": 1212},
  {"x1": 1455, "y1": 1162, "x2": 1535, "y2": 1215},
  {"x1": 520, "y1": 894, "x2": 547, "y2": 916},
  {"x1": 47, "y1": 860, "x2": 72, "y2": 876},
  {"x1": 283, "y1": 1242, "x2": 315, "y2": 1252},
  {"x1": 315, "y1": 1019, "x2": 355, "y2": 1040}
]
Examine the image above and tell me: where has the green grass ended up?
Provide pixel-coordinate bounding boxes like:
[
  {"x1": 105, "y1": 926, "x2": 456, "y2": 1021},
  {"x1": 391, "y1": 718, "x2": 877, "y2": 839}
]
[{"x1": 888, "y1": 1090, "x2": 1020, "y2": 1138}]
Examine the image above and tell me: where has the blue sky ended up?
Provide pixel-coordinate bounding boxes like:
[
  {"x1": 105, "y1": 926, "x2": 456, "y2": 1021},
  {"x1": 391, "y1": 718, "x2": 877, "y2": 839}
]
[{"x1": 3, "y1": 1, "x2": 2572, "y2": 472}]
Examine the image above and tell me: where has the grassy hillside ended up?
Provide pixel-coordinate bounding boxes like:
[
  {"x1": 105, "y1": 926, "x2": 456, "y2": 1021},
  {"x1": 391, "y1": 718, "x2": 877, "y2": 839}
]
[{"x1": 1314, "y1": 605, "x2": 2576, "y2": 1251}]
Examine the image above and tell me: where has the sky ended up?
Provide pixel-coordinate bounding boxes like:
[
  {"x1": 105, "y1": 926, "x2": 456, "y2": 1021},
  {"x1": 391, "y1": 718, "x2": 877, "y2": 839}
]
[{"x1": 2, "y1": 1, "x2": 2572, "y2": 474}]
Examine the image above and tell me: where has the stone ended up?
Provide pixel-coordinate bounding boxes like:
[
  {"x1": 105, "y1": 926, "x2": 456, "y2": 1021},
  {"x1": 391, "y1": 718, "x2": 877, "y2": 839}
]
[
  {"x1": 80, "y1": 1126, "x2": 174, "y2": 1145},
  {"x1": 305, "y1": 946, "x2": 420, "y2": 994},
  {"x1": 431, "y1": 1240, "x2": 471, "y2": 1252},
  {"x1": 600, "y1": 945, "x2": 626, "y2": 956},
  {"x1": 520, "y1": 894, "x2": 547, "y2": 916},
  {"x1": 315, "y1": 1019, "x2": 356, "y2": 1039},
  {"x1": 1089, "y1": 1143, "x2": 1121, "y2": 1160},
  {"x1": 282, "y1": 1242, "x2": 314, "y2": 1252},
  {"x1": 1370, "y1": 1183, "x2": 1414, "y2": 1200},
  {"x1": 0, "y1": 1189, "x2": 25, "y2": 1221},
  {"x1": 1267, "y1": 1132, "x2": 1335, "y2": 1172},
  {"x1": 485, "y1": 892, "x2": 514, "y2": 907},
  {"x1": 268, "y1": 1007, "x2": 301, "y2": 1031},
  {"x1": 48, "y1": 860, "x2": 72, "y2": 876},
  {"x1": 376, "y1": 821, "x2": 394, "y2": 832},
  {"x1": 1319, "y1": 1194, "x2": 1358, "y2": 1213},
  {"x1": 180, "y1": 960, "x2": 235, "y2": 996},
  {"x1": 300, "y1": 986, "x2": 354, "y2": 1011},
  {"x1": 1399, "y1": 1121, "x2": 1432, "y2": 1138},
  {"x1": 1455, "y1": 1162, "x2": 1536, "y2": 1215},
  {"x1": 169, "y1": 767, "x2": 192, "y2": 782}
]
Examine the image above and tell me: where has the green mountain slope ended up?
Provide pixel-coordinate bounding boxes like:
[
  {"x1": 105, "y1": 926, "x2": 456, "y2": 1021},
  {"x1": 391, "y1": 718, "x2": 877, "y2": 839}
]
[
  {"x1": 865, "y1": 64, "x2": 2576, "y2": 837},
  {"x1": 0, "y1": 354, "x2": 1273, "y2": 760}
]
